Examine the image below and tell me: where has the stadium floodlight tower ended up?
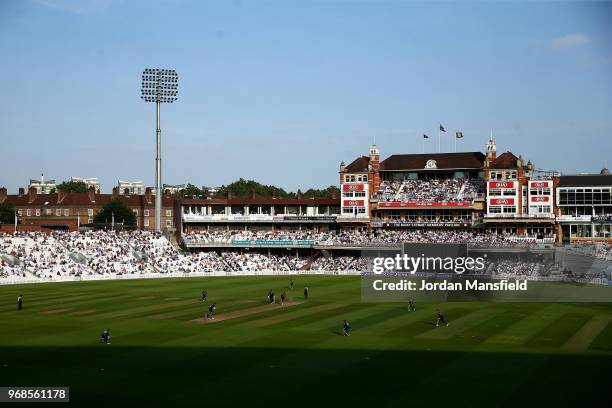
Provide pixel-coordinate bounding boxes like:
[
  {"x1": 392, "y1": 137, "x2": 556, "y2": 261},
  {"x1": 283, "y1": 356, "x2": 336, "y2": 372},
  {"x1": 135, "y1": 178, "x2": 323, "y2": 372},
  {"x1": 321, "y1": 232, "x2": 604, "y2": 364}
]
[{"x1": 141, "y1": 68, "x2": 179, "y2": 231}]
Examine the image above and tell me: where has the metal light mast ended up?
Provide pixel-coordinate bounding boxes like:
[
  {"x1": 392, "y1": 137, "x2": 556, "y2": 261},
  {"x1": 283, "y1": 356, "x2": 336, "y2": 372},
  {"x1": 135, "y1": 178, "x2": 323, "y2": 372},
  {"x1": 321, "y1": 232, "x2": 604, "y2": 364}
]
[{"x1": 141, "y1": 68, "x2": 179, "y2": 231}]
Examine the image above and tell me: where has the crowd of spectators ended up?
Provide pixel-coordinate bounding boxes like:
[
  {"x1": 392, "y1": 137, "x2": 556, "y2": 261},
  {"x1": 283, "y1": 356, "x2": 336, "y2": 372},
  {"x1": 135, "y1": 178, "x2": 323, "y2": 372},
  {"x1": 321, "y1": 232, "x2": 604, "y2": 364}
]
[
  {"x1": 375, "y1": 178, "x2": 485, "y2": 202},
  {"x1": 184, "y1": 229, "x2": 541, "y2": 247},
  {"x1": 1, "y1": 230, "x2": 605, "y2": 282},
  {"x1": 184, "y1": 230, "x2": 318, "y2": 244}
]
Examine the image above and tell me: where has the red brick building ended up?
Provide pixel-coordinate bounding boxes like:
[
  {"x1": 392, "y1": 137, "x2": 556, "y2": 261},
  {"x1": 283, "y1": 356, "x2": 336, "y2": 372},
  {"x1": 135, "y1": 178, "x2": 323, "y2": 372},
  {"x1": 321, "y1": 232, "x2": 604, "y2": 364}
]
[{"x1": 0, "y1": 186, "x2": 176, "y2": 231}]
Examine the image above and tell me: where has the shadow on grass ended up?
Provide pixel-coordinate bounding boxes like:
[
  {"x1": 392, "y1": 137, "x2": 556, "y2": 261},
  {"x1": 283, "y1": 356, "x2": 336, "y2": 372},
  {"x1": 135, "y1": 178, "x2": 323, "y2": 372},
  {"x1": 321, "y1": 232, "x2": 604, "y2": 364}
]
[{"x1": 0, "y1": 346, "x2": 610, "y2": 407}]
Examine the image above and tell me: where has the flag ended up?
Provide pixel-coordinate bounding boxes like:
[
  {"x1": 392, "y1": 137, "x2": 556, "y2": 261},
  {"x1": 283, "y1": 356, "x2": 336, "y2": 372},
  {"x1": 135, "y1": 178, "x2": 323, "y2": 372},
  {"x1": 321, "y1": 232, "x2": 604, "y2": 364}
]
[
  {"x1": 456, "y1": 132, "x2": 464, "y2": 139},
  {"x1": 439, "y1": 124, "x2": 446, "y2": 132},
  {"x1": 423, "y1": 134, "x2": 429, "y2": 139}
]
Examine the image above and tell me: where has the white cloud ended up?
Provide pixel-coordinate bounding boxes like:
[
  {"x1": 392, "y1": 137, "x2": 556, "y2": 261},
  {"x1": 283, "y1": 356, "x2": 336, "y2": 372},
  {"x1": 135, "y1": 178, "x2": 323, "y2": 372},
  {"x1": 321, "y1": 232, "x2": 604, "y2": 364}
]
[{"x1": 551, "y1": 33, "x2": 590, "y2": 50}]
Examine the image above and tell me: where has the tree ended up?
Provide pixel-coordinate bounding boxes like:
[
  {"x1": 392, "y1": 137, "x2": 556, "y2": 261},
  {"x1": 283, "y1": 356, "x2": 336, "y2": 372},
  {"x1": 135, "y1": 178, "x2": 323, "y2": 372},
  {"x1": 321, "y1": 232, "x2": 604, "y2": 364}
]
[
  {"x1": 0, "y1": 204, "x2": 16, "y2": 225},
  {"x1": 215, "y1": 178, "x2": 292, "y2": 198},
  {"x1": 213, "y1": 179, "x2": 341, "y2": 199},
  {"x1": 94, "y1": 199, "x2": 136, "y2": 227},
  {"x1": 302, "y1": 185, "x2": 341, "y2": 199},
  {"x1": 56, "y1": 180, "x2": 88, "y2": 194},
  {"x1": 180, "y1": 183, "x2": 204, "y2": 197}
]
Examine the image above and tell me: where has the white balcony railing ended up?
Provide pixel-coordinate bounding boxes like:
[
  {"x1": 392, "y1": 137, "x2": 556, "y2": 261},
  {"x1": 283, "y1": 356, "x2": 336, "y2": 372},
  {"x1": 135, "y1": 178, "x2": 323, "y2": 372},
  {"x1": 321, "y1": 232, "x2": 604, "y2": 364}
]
[
  {"x1": 182, "y1": 214, "x2": 339, "y2": 222},
  {"x1": 556, "y1": 215, "x2": 593, "y2": 222},
  {"x1": 484, "y1": 213, "x2": 555, "y2": 219}
]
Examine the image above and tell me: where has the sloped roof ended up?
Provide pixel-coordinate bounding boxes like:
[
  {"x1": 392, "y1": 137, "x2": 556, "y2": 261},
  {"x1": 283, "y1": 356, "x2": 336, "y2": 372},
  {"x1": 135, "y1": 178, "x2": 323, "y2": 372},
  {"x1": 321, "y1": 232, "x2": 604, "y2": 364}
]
[
  {"x1": 1, "y1": 192, "x2": 174, "y2": 207},
  {"x1": 380, "y1": 152, "x2": 485, "y2": 171},
  {"x1": 488, "y1": 151, "x2": 522, "y2": 169},
  {"x1": 558, "y1": 174, "x2": 612, "y2": 187},
  {"x1": 343, "y1": 156, "x2": 370, "y2": 173}
]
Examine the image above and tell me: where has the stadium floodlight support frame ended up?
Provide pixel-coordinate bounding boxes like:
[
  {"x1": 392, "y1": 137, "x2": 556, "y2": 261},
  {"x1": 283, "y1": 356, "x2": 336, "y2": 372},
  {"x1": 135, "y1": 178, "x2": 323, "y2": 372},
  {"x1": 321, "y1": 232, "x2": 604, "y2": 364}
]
[{"x1": 141, "y1": 68, "x2": 179, "y2": 231}]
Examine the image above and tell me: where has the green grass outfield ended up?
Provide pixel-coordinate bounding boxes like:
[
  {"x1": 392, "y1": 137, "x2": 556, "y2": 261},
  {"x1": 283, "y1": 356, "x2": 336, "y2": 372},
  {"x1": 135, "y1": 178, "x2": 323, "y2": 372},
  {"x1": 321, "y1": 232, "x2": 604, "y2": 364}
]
[{"x1": 0, "y1": 275, "x2": 611, "y2": 407}]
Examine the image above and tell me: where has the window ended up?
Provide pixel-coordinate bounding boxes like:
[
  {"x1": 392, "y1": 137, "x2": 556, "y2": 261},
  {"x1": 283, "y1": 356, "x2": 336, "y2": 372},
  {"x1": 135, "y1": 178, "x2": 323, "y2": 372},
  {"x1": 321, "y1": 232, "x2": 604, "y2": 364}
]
[
  {"x1": 26, "y1": 209, "x2": 31, "y2": 216},
  {"x1": 144, "y1": 209, "x2": 150, "y2": 216},
  {"x1": 46, "y1": 208, "x2": 52, "y2": 215},
  {"x1": 36, "y1": 209, "x2": 41, "y2": 216},
  {"x1": 133, "y1": 209, "x2": 138, "y2": 216},
  {"x1": 17, "y1": 209, "x2": 22, "y2": 216},
  {"x1": 88, "y1": 218, "x2": 93, "y2": 224},
  {"x1": 166, "y1": 219, "x2": 172, "y2": 227},
  {"x1": 363, "y1": 175, "x2": 368, "y2": 182},
  {"x1": 88, "y1": 208, "x2": 93, "y2": 216},
  {"x1": 489, "y1": 206, "x2": 502, "y2": 214},
  {"x1": 64, "y1": 209, "x2": 69, "y2": 216},
  {"x1": 165, "y1": 209, "x2": 172, "y2": 217},
  {"x1": 56, "y1": 209, "x2": 61, "y2": 216},
  {"x1": 530, "y1": 188, "x2": 551, "y2": 195},
  {"x1": 144, "y1": 218, "x2": 149, "y2": 227}
]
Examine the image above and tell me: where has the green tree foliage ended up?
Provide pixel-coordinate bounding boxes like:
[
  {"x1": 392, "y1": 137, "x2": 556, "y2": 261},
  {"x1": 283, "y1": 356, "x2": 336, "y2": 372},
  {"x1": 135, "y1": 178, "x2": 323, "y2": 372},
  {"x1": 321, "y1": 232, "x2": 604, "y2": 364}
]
[
  {"x1": 214, "y1": 179, "x2": 340, "y2": 199},
  {"x1": 0, "y1": 204, "x2": 17, "y2": 225},
  {"x1": 215, "y1": 178, "x2": 292, "y2": 198},
  {"x1": 94, "y1": 199, "x2": 136, "y2": 226},
  {"x1": 302, "y1": 185, "x2": 340, "y2": 198},
  {"x1": 56, "y1": 180, "x2": 88, "y2": 194},
  {"x1": 180, "y1": 183, "x2": 204, "y2": 197}
]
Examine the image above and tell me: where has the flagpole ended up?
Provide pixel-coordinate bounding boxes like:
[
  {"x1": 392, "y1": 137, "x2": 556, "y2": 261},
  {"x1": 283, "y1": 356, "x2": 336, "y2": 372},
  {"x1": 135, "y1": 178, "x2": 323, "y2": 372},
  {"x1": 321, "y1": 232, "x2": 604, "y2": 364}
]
[
  {"x1": 455, "y1": 132, "x2": 457, "y2": 153},
  {"x1": 438, "y1": 125, "x2": 441, "y2": 153},
  {"x1": 422, "y1": 137, "x2": 424, "y2": 154}
]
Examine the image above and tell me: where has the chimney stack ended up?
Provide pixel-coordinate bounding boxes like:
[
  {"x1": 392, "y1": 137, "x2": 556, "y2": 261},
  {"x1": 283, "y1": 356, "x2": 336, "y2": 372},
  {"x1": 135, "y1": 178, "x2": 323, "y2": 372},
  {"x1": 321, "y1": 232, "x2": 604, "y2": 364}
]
[
  {"x1": 0, "y1": 187, "x2": 6, "y2": 203},
  {"x1": 87, "y1": 186, "x2": 96, "y2": 203},
  {"x1": 112, "y1": 186, "x2": 119, "y2": 198},
  {"x1": 57, "y1": 188, "x2": 67, "y2": 203},
  {"x1": 28, "y1": 187, "x2": 37, "y2": 204},
  {"x1": 145, "y1": 187, "x2": 153, "y2": 204},
  {"x1": 18, "y1": 187, "x2": 25, "y2": 196}
]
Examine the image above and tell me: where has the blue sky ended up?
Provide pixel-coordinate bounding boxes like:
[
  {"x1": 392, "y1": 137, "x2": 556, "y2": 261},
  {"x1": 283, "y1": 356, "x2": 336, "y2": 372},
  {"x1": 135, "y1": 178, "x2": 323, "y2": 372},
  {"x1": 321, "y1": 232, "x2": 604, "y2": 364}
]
[{"x1": 1, "y1": 0, "x2": 611, "y2": 193}]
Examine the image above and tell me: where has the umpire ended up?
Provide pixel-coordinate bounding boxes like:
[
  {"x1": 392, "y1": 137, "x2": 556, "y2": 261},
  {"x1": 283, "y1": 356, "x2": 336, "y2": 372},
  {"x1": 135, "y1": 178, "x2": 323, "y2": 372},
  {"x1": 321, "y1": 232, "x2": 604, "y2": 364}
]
[{"x1": 17, "y1": 294, "x2": 23, "y2": 311}]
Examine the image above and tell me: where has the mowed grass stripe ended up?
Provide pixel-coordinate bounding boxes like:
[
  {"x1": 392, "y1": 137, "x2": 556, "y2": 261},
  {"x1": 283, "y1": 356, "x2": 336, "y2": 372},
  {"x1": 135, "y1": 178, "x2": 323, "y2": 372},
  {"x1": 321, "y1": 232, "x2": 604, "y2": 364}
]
[
  {"x1": 71, "y1": 309, "x2": 97, "y2": 316},
  {"x1": 527, "y1": 313, "x2": 593, "y2": 348},
  {"x1": 457, "y1": 310, "x2": 531, "y2": 344},
  {"x1": 294, "y1": 303, "x2": 384, "y2": 332},
  {"x1": 251, "y1": 303, "x2": 348, "y2": 327},
  {"x1": 416, "y1": 308, "x2": 502, "y2": 340},
  {"x1": 366, "y1": 305, "x2": 439, "y2": 334},
  {"x1": 326, "y1": 305, "x2": 409, "y2": 333},
  {"x1": 384, "y1": 307, "x2": 474, "y2": 337},
  {"x1": 0, "y1": 292, "x2": 125, "y2": 313},
  {"x1": 485, "y1": 309, "x2": 564, "y2": 345},
  {"x1": 40, "y1": 308, "x2": 73, "y2": 315},
  {"x1": 191, "y1": 301, "x2": 304, "y2": 323},
  {"x1": 89, "y1": 299, "x2": 199, "y2": 319},
  {"x1": 146, "y1": 300, "x2": 259, "y2": 320},
  {"x1": 562, "y1": 315, "x2": 612, "y2": 351},
  {"x1": 281, "y1": 303, "x2": 369, "y2": 330}
]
